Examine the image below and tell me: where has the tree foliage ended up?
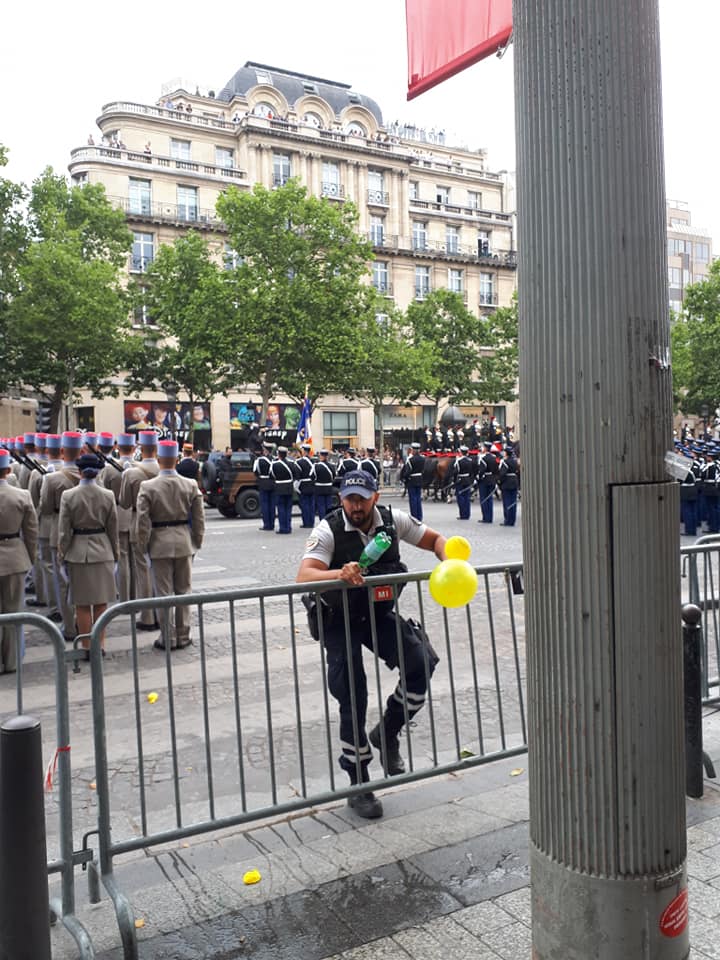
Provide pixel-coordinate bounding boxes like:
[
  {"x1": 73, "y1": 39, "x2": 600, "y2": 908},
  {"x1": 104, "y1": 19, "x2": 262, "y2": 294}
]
[
  {"x1": 4, "y1": 169, "x2": 133, "y2": 429},
  {"x1": 0, "y1": 146, "x2": 28, "y2": 390},
  {"x1": 216, "y1": 179, "x2": 373, "y2": 412},
  {"x1": 125, "y1": 231, "x2": 233, "y2": 427},
  {"x1": 671, "y1": 260, "x2": 720, "y2": 415}
]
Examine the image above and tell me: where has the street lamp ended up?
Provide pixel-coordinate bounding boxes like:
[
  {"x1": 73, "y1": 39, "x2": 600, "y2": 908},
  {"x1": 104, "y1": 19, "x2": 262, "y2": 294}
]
[
  {"x1": 701, "y1": 403, "x2": 709, "y2": 440},
  {"x1": 163, "y1": 381, "x2": 178, "y2": 441}
]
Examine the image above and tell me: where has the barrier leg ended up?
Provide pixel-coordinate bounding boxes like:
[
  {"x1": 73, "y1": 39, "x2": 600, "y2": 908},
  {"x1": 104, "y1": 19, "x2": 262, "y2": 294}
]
[
  {"x1": 0, "y1": 716, "x2": 52, "y2": 960},
  {"x1": 683, "y1": 603, "x2": 704, "y2": 798}
]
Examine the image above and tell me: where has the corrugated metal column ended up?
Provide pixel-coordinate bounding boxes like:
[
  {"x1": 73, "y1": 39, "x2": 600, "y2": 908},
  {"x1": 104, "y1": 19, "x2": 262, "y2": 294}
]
[{"x1": 514, "y1": 2, "x2": 688, "y2": 957}]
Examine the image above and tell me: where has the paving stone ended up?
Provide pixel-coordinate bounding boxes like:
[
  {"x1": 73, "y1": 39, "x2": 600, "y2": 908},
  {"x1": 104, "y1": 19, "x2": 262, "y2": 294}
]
[
  {"x1": 459, "y1": 783, "x2": 529, "y2": 823},
  {"x1": 393, "y1": 915, "x2": 500, "y2": 959},
  {"x1": 451, "y1": 900, "x2": 517, "y2": 936},
  {"x1": 491, "y1": 887, "x2": 532, "y2": 926},
  {"x1": 390, "y1": 802, "x2": 512, "y2": 848},
  {"x1": 689, "y1": 850, "x2": 720, "y2": 882},
  {"x1": 479, "y1": 920, "x2": 533, "y2": 959},
  {"x1": 691, "y1": 878, "x2": 720, "y2": 918}
]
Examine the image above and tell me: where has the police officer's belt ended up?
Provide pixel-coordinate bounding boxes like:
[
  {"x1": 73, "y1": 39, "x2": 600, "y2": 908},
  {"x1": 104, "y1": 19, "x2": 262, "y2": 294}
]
[
  {"x1": 151, "y1": 520, "x2": 188, "y2": 528},
  {"x1": 73, "y1": 527, "x2": 106, "y2": 535},
  {"x1": 0, "y1": 532, "x2": 20, "y2": 540}
]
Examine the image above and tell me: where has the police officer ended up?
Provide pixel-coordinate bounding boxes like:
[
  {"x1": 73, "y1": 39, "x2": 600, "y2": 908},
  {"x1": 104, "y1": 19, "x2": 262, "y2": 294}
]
[
  {"x1": 679, "y1": 450, "x2": 698, "y2": 536},
  {"x1": 101, "y1": 432, "x2": 135, "y2": 602},
  {"x1": 498, "y1": 445, "x2": 520, "y2": 526},
  {"x1": 136, "y1": 440, "x2": 205, "y2": 650},
  {"x1": 312, "y1": 449, "x2": 336, "y2": 520},
  {"x1": 400, "y1": 441, "x2": 426, "y2": 521},
  {"x1": 247, "y1": 422, "x2": 264, "y2": 456},
  {"x1": 476, "y1": 441, "x2": 499, "y2": 524},
  {"x1": 0, "y1": 446, "x2": 38, "y2": 673},
  {"x1": 358, "y1": 447, "x2": 380, "y2": 482},
  {"x1": 296, "y1": 443, "x2": 316, "y2": 528},
  {"x1": 451, "y1": 445, "x2": 475, "y2": 519},
  {"x1": 38, "y1": 431, "x2": 83, "y2": 642},
  {"x1": 57, "y1": 453, "x2": 119, "y2": 655},
  {"x1": 119, "y1": 430, "x2": 160, "y2": 631},
  {"x1": 702, "y1": 449, "x2": 720, "y2": 534},
  {"x1": 297, "y1": 471, "x2": 446, "y2": 818},
  {"x1": 270, "y1": 446, "x2": 299, "y2": 534},
  {"x1": 336, "y1": 448, "x2": 359, "y2": 479},
  {"x1": 176, "y1": 443, "x2": 201, "y2": 486},
  {"x1": 253, "y1": 443, "x2": 276, "y2": 531}
]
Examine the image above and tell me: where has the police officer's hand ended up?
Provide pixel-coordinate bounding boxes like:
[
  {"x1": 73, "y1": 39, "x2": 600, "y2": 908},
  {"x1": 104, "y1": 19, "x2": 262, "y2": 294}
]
[{"x1": 339, "y1": 561, "x2": 365, "y2": 586}]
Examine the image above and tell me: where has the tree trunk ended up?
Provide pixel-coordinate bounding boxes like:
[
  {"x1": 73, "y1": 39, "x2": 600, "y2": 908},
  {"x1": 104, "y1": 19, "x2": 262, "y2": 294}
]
[
  {"x1": 49, "y1": 391, "x2": 64, "y2": 434},
  {"x1": 259, "y1": 371, "x2": 273, "y2": 426}
]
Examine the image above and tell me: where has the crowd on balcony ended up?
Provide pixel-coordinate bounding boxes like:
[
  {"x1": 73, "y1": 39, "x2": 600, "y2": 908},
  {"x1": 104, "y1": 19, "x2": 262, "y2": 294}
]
[{"x1": 88, "y1": 134, "x2": 128, "y2": 150}]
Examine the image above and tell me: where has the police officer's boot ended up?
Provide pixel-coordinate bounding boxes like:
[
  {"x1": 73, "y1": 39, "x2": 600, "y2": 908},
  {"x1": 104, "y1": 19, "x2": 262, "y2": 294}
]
[
  {"x1": 345, "y1": 762, "x2": 383, "y2": 819},
  {"x1": 369, "y1": 722, "x2": 406, "y2": 776}
]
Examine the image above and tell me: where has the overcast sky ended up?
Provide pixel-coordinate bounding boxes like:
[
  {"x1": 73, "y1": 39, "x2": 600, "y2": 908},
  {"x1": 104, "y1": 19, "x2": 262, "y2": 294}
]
[{"x1": 2, "y1": 1, "x2": 717, "y2": 247}]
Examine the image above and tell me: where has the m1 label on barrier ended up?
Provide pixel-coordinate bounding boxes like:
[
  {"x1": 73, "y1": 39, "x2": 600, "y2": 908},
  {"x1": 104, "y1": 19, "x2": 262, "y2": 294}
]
[
  {"x1": 659, "y1": 889, "x2": 688, "y2": 938},
  {"x1": 373, "y1": 585, "x2": 393, "y2": 603}
]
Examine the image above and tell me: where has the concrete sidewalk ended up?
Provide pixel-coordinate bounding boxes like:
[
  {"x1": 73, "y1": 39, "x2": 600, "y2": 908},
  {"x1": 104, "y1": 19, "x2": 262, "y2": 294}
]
[{"x1": 46, "y1": 706, "x2": 720, "y2": 959}]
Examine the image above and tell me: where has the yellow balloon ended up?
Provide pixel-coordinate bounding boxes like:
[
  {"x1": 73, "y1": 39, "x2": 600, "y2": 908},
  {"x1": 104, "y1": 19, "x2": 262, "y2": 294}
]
[
  {"x1": 243, "y1": 869, "x2": 262, "y2": 885},
  {"x1": 428, "y1": 559, "x2": 478, "y2": 608},
  {"x1": 445, "y1": 536, "x2": 471, "y2": 562},
  {"x1": 147, "y1": 691, "x2": 159, "y2": 704}
]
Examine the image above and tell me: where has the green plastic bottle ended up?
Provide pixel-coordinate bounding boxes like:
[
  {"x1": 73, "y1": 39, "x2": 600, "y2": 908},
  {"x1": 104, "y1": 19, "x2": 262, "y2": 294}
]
[{"x1": 358, "y1": 531, "x2": 392, "y2": 570}]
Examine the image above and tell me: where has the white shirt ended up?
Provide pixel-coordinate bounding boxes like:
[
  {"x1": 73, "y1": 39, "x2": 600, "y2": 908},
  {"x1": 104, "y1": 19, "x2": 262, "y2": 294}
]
[{"x1": 302, "y1": 506, "x2": 426, "y2": 567}]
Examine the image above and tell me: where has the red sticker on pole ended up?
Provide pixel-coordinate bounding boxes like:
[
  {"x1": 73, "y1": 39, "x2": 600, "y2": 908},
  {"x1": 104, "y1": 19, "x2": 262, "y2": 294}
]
[{"x1": 659, "y1": 889, "x2": 688, "y2": 938}]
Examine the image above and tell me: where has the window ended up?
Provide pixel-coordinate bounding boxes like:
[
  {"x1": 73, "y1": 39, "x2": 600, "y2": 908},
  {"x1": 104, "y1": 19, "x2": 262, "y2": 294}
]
[
  {"x1": 224, "y1": 242, "x2": 242, "y2": 270},
  {"x1": 303, "y1": 111, "x2": 322, "y2": 128},
  {"x1": 133, "y1": 302, "x2": 154, "y2": 327},
  {"x1": 467, "y1": 190, "x2": 482, "y2": 210},
  {"x1": 446, "y1": 225, "x2": 460, "y2": 254},
  {"x1": 479, "y1": 272, "x2": 495, "y2": 305},
  {"x1": 668, "y1": 238, "x2": 687, "y2": 257},
  {"x1": 412, "y1": 221, "x2": 428, "y2": 250},
  {"x1": 322, "y1": 161, "x2": 341, "y2": 197},
  {"x1": 370, "y1": 215, "x2": 385, "y2": 246},
  {"x1": 302, "y1": 81, "x2": 318, "y2": 94},
  {"x1": 273, "y1": 153, "x2": 291, "y2": 186},
  {"x1": 72, "y1": 173, "x2": 88, "y2": 186},
  {"x1": 346, "y1": 121, "x2": 366, "y2": 137},
  {"x1": 695, "y1": 242, "x2": 710, "y2": 262},
  {"x1": 448, "y1": 268, "x2": 464, "y2": 293},
  {"x1": 131, "y1": 232, "x2": 154, "y2": 273},
  {"x1": 215, "y1": 146, "x2": 234, "y2": 168},
  {"x1": 668, "y1": 267, "x2": 682, "y2": 286},
  {"x1": 170, "y1": 139, "x2": 191, "y2": 160},
  {"x1": 255, "y1": 69, "x2": 273, "y2": 85},
  {"x1": 669, "y1": 299, "x2": 683, "y2": 315},
  {"x1": 375, "y1": 312, "x2": 390, "y2": 329},
  {"x1": 128, "y1": 177, "x2": 151, "y2": 215},
  {"x1": 436, "y1": 185, "x2": 450, "y2": 205},
  {"x1": 372, "y1": 260, "x2": 390, "y2": 292},
  {"x1": 409, "y1": 180, "x2": 419, "y2": 201},
  {"x1": 367, "y1": 169, "x2": 386, "y2": 203},
  {"x1": 415, "y1": 266, "x2": 431, "y2": 299},
  {"x1": 177, "y1": 185, "x2": 198, "y2": 221},
  {"x1": 323, "y1": 411, "x2": 357, "y2": 445},
  {"x1": 254, "y1": 101, "x2": 276, "y2": 118},
  {"x1": 478, "y1": 230, "x2": 492, "y2": 256}
]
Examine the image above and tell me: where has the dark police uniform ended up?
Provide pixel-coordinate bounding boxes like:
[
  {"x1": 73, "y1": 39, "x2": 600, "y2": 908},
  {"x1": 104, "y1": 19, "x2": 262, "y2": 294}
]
[
  {"x1": 302, "y1": 504, "x2": 438, "y2": 782},
  {"x1": 477, "y1": 446, "x2": 499, "y2": 524},
  {"x1": 702, "y1": 456, "x2": 720, "y2": 534},
  {"x1": 452, "y1": 449, "x2": 475, "y2": 520},
  {"x1": 679, "y1": 457, "x2": 698, "y2": 536},
  {"x1": 498, "y1": 450, "x2": 520, "y2": 526},
  {"x1": 296, "y1": 449, "x2": 316, "y2": 528},
  {"x1": 400, "y1": 446, "x2": 425, "y2": 521},
  {"x1": 270, "y1": 450, "x2": 299, "y2": 534},
  {"x1": 336, "y1": 454, "x2": 360, "y2": 479},
  {"x1": 358, "y1": 456, "x2": 379, "y2": 481},
  {"x1": 312, "y1": 454, "x2": 336, "y2": 520},
  {"x1": 253, "y1": 449, "x2": 275, "y2": 531}
]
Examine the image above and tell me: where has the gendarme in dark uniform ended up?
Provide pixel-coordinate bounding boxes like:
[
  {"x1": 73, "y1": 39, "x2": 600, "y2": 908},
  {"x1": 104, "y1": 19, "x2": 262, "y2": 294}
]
[
  {"x1": 270, "y1": 446, "x2": 299, "y2": 534},
  {"x1": 312, "y1": 449, "x2": 336, "y2": 520},
  {"x1": 451, "y1": 445, "x2": 475, "y2": 520},
  {"x1": 358, "y1": 447, "x2": 380, "y2": 483},
  {"x1": 400, "y1": 442, "x2": 425, "y2": 521},
  {"x1": 477, "y1": 442, "x2": 499, "y2": 524},
  {"x1": 253, "y1": 444, "x2": 275, "y2": 531},
  {"x1": 497, "y1": 445, "x2": 520, "y2": 526},
  {"x1": 296, "y1": 443, "x2": 316, "y2": 528}
]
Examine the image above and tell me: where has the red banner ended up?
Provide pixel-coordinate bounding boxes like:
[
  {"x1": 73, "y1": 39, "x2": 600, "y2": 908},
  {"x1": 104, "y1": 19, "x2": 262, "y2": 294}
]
[{"x1": 406, "y1": 0, "x2": 513, "y2": 100}]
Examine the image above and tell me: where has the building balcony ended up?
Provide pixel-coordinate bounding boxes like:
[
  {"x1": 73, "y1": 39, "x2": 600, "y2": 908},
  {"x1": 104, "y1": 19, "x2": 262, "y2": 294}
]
[
  {"x1": 367, "y1": 189, "x2": 390, "y2": 206},
  {"x1": 372, "y1": 280, "x2": 393, "y2": 296},
  {"x1": 129, "y1": 254, "x2": 154, "y2": 273},
  {"x1": 370, "y1": 234, "x2": 517, "y2": 269},
  {"x1": 69, "y1": 145, "x2": 246, "y2": 182},
  {"x1": 410, "y1": 197, "x2": 512, "y2": 224},
  {"x1": 479, "y1": 291, "x2": 499, "y2": 307},
  {"x1": 272, "y1": 174, "x2": 291, "y2": 187},
  {"x1": 414, "y1": 286, "x2": 433, "y2": 301},
  {"x1": 109, "y1": 196, "x2": 225, "y2": 230},
  {"x1": 321, "y1": 182, "x2": 345, "y2": 199},
  {"x1": 100, "y1": 101, "x2": 230, "y2": 130}
]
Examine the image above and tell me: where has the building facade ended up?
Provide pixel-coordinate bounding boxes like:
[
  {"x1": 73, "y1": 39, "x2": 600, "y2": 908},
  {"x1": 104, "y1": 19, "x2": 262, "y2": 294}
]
[
  {"x1": 667, "y1": 200, "x2": 712, "y2": 315},
  {"x1": 68, "y1": 62, "x2": 518, "y2": 450}
]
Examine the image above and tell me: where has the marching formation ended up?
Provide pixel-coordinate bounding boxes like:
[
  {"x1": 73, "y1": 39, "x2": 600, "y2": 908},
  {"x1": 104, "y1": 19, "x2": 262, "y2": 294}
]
[
  {"x1": 0, "y1": 430, "x2": 204, "y2": 670},
  {"x1": 675, "y1": 436, "x2": 720, "y2": 536}
]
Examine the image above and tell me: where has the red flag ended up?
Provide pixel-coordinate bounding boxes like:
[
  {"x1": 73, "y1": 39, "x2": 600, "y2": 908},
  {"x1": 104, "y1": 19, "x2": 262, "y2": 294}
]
[{"x1": 406, "y1": 0, "x2": 512, "y2": 100}]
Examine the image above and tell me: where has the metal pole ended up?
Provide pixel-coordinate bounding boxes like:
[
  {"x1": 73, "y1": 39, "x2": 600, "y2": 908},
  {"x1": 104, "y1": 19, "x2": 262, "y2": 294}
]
[
  {"x1": 514, "y1": 1, "x2": 688, "y2": 957},
  {"x1": 0, "y1": 716, "x2": 52, "y2": 960},
  {"x1": 683, "y1": 603, "x2": 704, "y2": 799}
]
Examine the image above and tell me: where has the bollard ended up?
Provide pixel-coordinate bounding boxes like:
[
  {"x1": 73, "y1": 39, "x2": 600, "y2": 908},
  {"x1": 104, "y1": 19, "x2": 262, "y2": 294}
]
[
  {"x1": 0, "y1": 716, "x2": 51, "y2": 960},
  {"x1": 683, "y1": 603, "x2": 704, "y2": 799}
]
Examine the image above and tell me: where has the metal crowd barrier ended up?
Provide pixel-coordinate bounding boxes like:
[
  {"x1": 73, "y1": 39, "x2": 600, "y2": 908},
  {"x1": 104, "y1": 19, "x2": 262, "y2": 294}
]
[
  {"x1": 0, "y1": 613, "x2": 95, "y2": 958},
  {"x1": 86, "y1": 562, "x2": 526, "y2": 959},
  {"x1": 682, "y1": 536, "x2": 720, "y2": 704}
]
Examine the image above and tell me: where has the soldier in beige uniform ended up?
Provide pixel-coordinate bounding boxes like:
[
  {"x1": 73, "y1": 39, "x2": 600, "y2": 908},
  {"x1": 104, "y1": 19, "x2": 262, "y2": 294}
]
[
  {"x1": 27, "y1": 432, "x2": 50, "y2": 608},
  {"x1": 39, "y1": 434, "x2": 64, "y2": 622},
  {"x1": 0, "y1": 448, "x2": 38, "y2": 673},
  {"x1": 38, "y1": 431, "x2": 83, "y2": 641},
  {"x1": 100, "y1": 432, "x2": 135, "y2": 603},
  {"x1": 119, "y1": 430, "x2": 159, "y2": 630},
  {"x1": 58, "y1": 454, "x2": 119, "y2": 653},
  {"x1": 136, "y1": 440, "x2": 205, "y2": 650}
]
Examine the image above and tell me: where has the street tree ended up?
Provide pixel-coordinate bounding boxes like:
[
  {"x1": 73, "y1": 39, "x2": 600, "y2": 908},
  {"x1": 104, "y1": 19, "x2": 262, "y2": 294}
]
[
  {"x1": 125, "y1": 231, "x2": 233, "y2": 440},
  {"x1": 477, "y1": 293, "x2": 519, "y2": 406},
  {"x1": 670, "y1": 260, "x2": 720, "y2": 415},
  {"x1": 5, "y1": 169, "x2": 133, "y2": 429},
  {"x1": 0, "y1": 145, "x2": 28, "y2": 390},
  {"x1": 216, "y1": 180, "x2": 373, "y2": 415}
]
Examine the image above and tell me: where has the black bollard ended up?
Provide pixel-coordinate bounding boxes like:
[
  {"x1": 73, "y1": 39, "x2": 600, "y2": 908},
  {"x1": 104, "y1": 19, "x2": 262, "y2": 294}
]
[
  {"x1": 0, "y1": 716, "x2": 51, "y2": 960},
  {"x1": 683, "y1": 603, "x2": 704, "y2": 799}
]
